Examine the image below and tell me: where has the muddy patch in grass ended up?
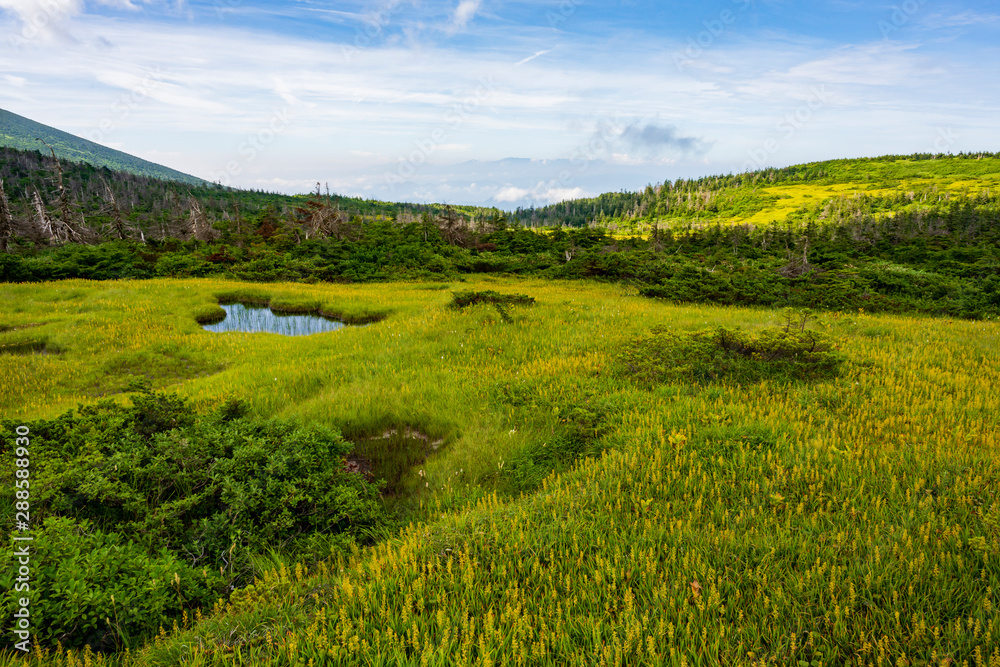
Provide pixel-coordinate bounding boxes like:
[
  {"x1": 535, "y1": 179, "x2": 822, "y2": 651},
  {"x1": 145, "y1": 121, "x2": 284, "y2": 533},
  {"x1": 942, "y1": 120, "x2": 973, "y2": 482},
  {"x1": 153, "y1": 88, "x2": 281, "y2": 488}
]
[{"x1": 349, "y1": 427, "x2": 447, "y2": 495}]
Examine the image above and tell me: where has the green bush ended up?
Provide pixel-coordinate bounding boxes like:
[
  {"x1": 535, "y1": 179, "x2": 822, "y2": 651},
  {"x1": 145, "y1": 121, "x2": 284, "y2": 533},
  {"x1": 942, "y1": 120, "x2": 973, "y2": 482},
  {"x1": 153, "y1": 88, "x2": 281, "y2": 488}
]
[
  {"x1": 617, "y1": 309, "x2": 845, "y2": 386},
  {"x1": 10, "y1": 395, "x2": 388, "y2": 563},
  {"x1": 153, "y1": 252, "x2": 212, "y2": 277},
  {"x1": 450, "y1": 290, "x2": 535, "y2": 322},
  {"x1": 500, "y1": 403, "x2": 609, "y2": 495},
  {"x1": 0, "y1": 517, "x2": 225, "y2": 652},
  {"x1": 0, "y1": 390, "x2": 389, "y2": 650}
]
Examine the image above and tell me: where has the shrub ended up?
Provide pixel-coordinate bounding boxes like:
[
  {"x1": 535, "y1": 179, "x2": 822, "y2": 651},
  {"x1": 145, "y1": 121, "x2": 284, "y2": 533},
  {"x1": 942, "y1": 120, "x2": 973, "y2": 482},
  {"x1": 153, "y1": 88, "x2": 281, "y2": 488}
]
[
  {"x1": 0, "y1": 390, "x2": 389, "y2": 650},
  {"x1": 617, "y1": 309, "x2": 845, "y2": 386},
  {"x1": 450, "y1": 290, "x2": 535, "y2": 322},
  {"x1": 153, "y1": 252, "x2": 212, "y2": 277},
  {"x1": 0, "y1": 517, "x2": 225, "y2": 652}
]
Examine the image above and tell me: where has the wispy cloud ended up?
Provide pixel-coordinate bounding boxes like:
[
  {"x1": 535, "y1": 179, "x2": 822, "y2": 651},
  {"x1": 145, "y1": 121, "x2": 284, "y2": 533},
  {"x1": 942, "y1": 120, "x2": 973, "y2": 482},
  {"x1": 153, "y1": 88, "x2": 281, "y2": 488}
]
[
  {"x1": 449, "y1": 0, "x2": 481, "y2": 32},
  {"x1": 929, "y1": 10, "x2": 1000, "y2": 27},
  {"x1": 0, "y1": 0, "x2": 81, "y2": 39},
  {"x1": 1, "y1": 0, "x2": 999, "y2": 204},
  {"x1": 515, "y1": 49, "x2": 553, "y2": 66},
  {"x1": 0, "y1": 0, "x2": 80, "y2": 22}
]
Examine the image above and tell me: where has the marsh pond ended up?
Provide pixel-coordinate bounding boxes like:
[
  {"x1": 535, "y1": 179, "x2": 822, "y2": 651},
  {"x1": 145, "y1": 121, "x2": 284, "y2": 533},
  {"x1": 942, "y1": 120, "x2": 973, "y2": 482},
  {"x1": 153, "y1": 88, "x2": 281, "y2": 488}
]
[{"x1": 201, "y1": 303, "x2": 347, "y2": 336}]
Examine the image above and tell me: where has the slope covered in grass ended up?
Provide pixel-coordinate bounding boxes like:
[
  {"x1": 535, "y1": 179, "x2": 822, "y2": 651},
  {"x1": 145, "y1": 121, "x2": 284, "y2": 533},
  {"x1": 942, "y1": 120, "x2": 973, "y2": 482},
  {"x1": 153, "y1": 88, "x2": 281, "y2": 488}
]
[
  {"x1": 2, "y1": 278, "x2": 998, "y2": 666},
  {"x1": 513, "y1": 153, "x2": 1000, "y2": 231},
  {"x1": 0, "y1": 108, "x2": 206, "y2": 186}
]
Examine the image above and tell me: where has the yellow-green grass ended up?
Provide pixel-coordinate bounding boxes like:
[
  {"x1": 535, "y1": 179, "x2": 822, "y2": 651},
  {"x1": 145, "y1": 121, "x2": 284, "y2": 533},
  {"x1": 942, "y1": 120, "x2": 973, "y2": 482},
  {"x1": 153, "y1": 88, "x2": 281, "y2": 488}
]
[
  {"x1": 645, "y1": 174, "x2": 1000, "y2": 231},
  {"x1": 2, "y1": 278, "x2": 999, "y2": 666},
  {"x1": 735, "y1": 183, "x2": 879, "y2": 226}
]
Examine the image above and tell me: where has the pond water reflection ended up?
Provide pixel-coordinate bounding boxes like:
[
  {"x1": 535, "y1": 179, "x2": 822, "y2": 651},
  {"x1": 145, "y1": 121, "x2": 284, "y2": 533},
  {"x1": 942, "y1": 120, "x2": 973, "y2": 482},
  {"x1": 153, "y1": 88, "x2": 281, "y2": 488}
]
[{"x1": 202, "y1": 303, "x2": 346, "y2": 336}]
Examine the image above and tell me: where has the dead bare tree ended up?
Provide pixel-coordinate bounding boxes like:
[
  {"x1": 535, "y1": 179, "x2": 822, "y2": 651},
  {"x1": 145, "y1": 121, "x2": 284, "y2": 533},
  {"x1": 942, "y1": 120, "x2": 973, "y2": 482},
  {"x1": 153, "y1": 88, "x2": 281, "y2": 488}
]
[
  {"x1": 0, "y1": 178, "x2": 14, "y2": 252},
  {"x1": 187, "y1": 196, "x2": 215, "y2": 241},
  {"x1": 101, "y1": 176, "x2": 133, "y2": 241},
  {"x1": 436, "y1": 205, "x2": 469, "y2": 246},
  {"x1": 233, "y1": 201, "x2": 244, "y2": 247},
  {"x1": 37, "y1": 139, "x2": 85, "y2": 242},
  {"x1": 32, "y1": 189, "x2": 53, "y2": 239},
  {"x1": 779, "y1": 238, "x2": 814, "y2": 278},
  {"x1": 296, "y1": 183, "x2": 348, "y2": 241},
  {"x1": 32, "y1": 188, "x2": 80, "y2": 243}
]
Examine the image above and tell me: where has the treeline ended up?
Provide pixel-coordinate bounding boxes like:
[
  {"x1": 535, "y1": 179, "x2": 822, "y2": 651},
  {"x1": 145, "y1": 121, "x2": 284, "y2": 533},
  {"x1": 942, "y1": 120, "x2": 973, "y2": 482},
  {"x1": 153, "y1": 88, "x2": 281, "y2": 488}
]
[
  {"x1": 2, "y1": 186, "x2": 998, "y2": 319},
  {"x1": 2, "y1": 146, "x2": 999, "y2": 318},
  {"x1": 511, "y1": 152, "x2": 1000, "y2": 228},
  {"x1": 0, "y1": 146, "x2": 500, "y2": 248}
]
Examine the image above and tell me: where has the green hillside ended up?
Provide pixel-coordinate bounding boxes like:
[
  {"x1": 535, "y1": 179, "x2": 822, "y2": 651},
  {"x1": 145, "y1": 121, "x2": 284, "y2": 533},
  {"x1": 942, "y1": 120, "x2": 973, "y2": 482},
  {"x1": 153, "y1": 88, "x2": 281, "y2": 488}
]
[
  {"x1": 512, "y1": 152, "x2": 1000, "y2": 230},
  {"x1": 0, "y1": 107, "x2": 207, "y2": 186}
]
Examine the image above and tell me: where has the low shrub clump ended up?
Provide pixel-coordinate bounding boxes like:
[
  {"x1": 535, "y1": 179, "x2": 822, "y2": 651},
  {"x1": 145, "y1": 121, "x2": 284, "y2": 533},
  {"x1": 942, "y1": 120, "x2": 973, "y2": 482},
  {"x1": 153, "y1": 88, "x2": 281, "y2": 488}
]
[
  {"x1": 449, "y1": 290, "x2": 535, "y2": 322},
  {"x1": 617, "y1": 309, "x2": 845, "y2": 386},
  {"x1": 0, "y1": 388, "x2": 388, "y2": 652}
]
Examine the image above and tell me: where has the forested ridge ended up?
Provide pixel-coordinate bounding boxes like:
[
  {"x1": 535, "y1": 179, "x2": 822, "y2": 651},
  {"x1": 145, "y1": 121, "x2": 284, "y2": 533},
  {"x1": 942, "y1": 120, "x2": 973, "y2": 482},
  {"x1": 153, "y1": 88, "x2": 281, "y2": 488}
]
[
  {"x1": 510, "y1": 152, "x2": 1000, "y2": 228},
  {"x1": 0, "y1": 108, "x2": 207, "y2": 186},
  {"x1": 1, "y1": 146, "x2": 998, "y2": 319}
]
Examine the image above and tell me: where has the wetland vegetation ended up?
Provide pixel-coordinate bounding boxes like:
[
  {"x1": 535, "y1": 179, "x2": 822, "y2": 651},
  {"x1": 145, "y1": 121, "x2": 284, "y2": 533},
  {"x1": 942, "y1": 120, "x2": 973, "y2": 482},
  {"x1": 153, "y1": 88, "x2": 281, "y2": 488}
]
[{"x1": 0, "y1": 152, "x2": 998, "y2": 666}]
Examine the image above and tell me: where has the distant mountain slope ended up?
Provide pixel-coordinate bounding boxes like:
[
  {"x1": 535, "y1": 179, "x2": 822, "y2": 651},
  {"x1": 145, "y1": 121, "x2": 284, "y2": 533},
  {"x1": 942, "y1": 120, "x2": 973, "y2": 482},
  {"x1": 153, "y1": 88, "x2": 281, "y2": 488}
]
[
  {"x1": 0, "y1": 107, "x2": 206, "y2": 186},
  {"x1": 510, "y1": 152, "x2": 1000, "y2": 228}
]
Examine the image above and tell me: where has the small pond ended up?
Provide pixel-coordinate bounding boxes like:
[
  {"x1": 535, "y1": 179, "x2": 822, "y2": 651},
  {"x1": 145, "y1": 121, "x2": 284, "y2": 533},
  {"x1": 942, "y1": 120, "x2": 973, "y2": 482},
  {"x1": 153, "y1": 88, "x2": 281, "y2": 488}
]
[{"x1": 202, "y1": 303, "x2": 347, "y2": 336}]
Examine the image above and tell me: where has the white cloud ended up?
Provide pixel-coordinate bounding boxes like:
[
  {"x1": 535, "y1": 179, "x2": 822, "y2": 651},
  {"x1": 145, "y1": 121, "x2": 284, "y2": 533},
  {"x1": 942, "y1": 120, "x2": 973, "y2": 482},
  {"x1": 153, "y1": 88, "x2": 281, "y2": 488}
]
[
  {"x1": 0, "y1": 0, "x2": 81, "y2": 39},
  {"x1": 450, "y1": 0, "x2": 480, "y2": 31},
  {"x1": 494, "y1": 182, "x2": 587, "y2": 205},
  {"x1": 0, "y1": 0, "x2": 80, "y2": 21},
  {"x1": 515, "y1": 49, "x2": 553, "y2": 66},
  {"x1": 2, "y1": 4, "x2": 999, "y2": 204},
  {"x1": 1, "y1": 73, "x2": 27, "y2": 86},
  {"x1": 533, "y1": 186, "x2": 586, "y2": 204},
  {"x1": 927, "y1": 10, "x2": 1000, "y2": 28},
  {"x1": 494, "y1": 185, "x2": 529, "y2": 202}
]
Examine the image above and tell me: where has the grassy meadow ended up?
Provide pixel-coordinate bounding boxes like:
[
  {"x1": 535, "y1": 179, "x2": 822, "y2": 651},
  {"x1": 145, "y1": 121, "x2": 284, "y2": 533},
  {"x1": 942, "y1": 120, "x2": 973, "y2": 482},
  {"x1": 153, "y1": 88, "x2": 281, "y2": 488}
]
[
  {"x1": 2, "y1": 277, "x2": 999, "y2": 666},
  {"x1": 733, "y1": 157, "x2": 1000, "y2": 227}
]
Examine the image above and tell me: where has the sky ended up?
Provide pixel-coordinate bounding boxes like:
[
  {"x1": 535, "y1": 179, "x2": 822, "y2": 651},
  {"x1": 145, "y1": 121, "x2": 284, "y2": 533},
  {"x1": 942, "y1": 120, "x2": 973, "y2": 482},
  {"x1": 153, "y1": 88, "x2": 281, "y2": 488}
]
[{"x1": 1, "y1": 0, "x2": 999, "y2": 209}]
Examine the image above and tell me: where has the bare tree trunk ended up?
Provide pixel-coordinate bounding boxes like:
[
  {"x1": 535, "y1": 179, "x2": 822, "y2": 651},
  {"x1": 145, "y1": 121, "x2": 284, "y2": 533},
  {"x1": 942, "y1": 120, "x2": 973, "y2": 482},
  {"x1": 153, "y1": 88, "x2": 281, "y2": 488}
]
[
  {"x1": 32, "y1": 189, "x2": 56, "y2": 242},
  {"x1": 0, "y1": 178, "x2": 13, "y2": 252},
  {"x1": 188, "y1": 196, "x2": 212, "y2": 241},
  {"x1": 102, "y1": 177, "x2": 130, "y2": 240},
  {"x1": 38, "y1": 140, "x2": 84, "y2": 242}
]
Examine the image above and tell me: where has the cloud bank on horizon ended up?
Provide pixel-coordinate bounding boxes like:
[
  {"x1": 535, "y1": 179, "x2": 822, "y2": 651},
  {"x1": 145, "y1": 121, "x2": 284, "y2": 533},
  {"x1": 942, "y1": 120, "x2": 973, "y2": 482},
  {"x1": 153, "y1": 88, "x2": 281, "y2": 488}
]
[{"x1": 1, "y1": 0, "x2": 998, "y2": 208}]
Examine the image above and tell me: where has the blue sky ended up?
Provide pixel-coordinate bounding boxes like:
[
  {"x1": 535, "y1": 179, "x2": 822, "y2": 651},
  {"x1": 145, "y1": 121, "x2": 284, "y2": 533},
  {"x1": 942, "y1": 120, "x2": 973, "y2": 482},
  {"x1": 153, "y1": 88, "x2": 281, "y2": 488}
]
[{"x1": 2, "y1": 0, "x2": 999, "y2": 208}]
